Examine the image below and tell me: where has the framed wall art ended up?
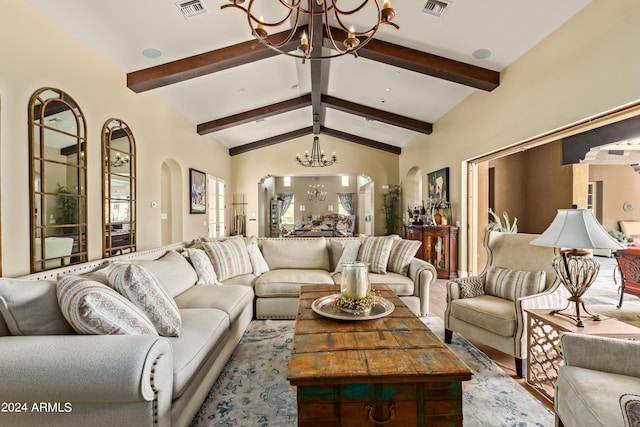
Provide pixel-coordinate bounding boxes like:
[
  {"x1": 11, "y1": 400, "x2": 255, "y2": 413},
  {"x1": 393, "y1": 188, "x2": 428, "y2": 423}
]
[
  {"x1": 427, "y1": 167, "x2": 449, "y2": 202},
  {"x1": 189, "y1": 168, "x2": 206, "y2": 214}
]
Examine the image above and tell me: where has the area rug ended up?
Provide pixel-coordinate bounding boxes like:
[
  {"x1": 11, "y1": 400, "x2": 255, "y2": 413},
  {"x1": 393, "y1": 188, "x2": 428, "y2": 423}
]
[{"x1": 190, "y1": 318, "x2": 553, "y2": 427}]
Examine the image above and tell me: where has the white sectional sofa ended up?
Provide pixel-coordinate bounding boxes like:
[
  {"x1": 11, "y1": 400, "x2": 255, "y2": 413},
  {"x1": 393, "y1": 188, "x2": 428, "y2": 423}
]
[{"x1": 0, "y1": 235, "x2": 435, "y2": 426}]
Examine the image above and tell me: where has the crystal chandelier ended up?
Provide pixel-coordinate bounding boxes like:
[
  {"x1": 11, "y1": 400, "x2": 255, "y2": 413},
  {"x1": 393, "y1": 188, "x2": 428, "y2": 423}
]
[
  {"x1": 221, "y1": 0, "x2": 398, "y2": 61},
  {"x1": 296, "y1": 135, "x2": 337, "y2": 167},
  {"x1": 308, "y1": 177, "x2": 327, "y2": 202},
  {"x1": 107, "y1": 153, "x2": 129, "y2": 168}
]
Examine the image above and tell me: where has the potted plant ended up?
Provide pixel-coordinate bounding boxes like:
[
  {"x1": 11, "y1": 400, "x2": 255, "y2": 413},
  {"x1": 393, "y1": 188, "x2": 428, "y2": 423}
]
[{"x1": 381, "y1": 184, "x2": 402, "y2": 235}]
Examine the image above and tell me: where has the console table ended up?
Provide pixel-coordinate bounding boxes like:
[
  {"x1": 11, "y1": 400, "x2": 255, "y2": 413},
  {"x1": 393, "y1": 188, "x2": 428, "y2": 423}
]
[
  {"x1": 404, "y1": 225, "x2": 458, "y2": 279},
  {"x1": 526, "y1": 309, "x2": 640, "y2": 401},
  {"x1": 288, "y1": 284, "x2": 472, "y2": 426}
]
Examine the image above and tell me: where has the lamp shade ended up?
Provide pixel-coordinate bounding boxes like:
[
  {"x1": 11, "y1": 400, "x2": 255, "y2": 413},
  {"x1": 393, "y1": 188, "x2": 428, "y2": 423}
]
[{"x1": 530, "y1": 209, "x2": 624, "y2": 250}]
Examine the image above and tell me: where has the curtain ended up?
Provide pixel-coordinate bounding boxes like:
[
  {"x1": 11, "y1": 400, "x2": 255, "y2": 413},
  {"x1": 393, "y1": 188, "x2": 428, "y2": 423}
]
[
  {"x1": 337, "y1": 193, "x2": 354, "y2": 215},
  {"x1": 277, "y1": 193, "x2": 294, "y2": 217}
]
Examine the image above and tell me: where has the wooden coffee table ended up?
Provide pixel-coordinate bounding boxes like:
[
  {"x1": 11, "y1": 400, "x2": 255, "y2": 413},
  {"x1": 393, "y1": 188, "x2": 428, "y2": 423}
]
[{"x1": 287, "y1": 284, "x2": 472, "y2": 427}]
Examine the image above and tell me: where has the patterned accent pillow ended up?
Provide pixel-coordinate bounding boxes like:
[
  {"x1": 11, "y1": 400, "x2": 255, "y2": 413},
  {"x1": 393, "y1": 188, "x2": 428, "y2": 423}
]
[
  {"x1": 484, "y1": 266, "x2": 546, "y2": 301},
  {"x1": 388, "y1": 239, "x2": 422, "y2": 276},
  {"x1": 0, "y1": 278, "x2": 75, "y2": 335},
  {"x1": 457, "y1": 276, "x2": 486, "y2": 299},
  {"x1": 246, "y1": 242, "x2": 269, "y2": 276},
  {"x1": 358, "y1": 235, "x2": 401, "y2": 274},
  {"x1": 183, "y1": 248, "x2": 219, "y2": 285},
  {"x1": 57, "y1": 274, "x2": 157, "y2": 335},
  {"x1": 620, "y1": 394, "x2": 640, "y2": 427},
  {"x1": 202, "y1": 236, "x2": 253, "y2": 281},
  {"x1": 331, "y1": 240, "x2": 362, "y2": 276},
  {"x1": 108, "y1": 264, "x2": 182, "y2": 337}
]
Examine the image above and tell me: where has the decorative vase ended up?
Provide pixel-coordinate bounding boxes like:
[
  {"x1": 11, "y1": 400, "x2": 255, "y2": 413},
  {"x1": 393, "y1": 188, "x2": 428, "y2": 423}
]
[{"x1": 434, "y1": 210, "x2": 442, "y2": 225}]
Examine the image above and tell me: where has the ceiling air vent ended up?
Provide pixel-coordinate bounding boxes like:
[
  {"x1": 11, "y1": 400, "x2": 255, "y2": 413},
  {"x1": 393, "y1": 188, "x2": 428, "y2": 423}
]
[
  {"x1": 422, "y1": 0, "x2": 452, "y2": 17},
  {"x1": 176, "y1": 0, "x2": 207, "y2": 19}
]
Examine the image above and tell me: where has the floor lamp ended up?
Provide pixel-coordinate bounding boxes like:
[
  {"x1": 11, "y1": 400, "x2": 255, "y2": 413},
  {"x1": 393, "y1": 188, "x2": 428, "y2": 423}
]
[{"x1": 531, "y1": 209, "x2": 624, "y2": 327}]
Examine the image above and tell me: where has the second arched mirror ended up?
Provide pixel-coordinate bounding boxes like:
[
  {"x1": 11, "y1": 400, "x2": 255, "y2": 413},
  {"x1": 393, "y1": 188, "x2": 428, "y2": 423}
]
[{"x1": 102, "y1": 118, "x2": 136, "y2": 257}]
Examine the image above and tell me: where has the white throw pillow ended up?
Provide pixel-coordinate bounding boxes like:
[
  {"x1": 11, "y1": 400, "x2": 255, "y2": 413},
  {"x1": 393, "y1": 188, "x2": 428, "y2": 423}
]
[
  {"x1": 331, "y1": 240, "x2": 361, "y2": 276},
  {"x1": 57, "y1": 274, "x2": 157, "y2": 335},
  {"x1": 0, "y1": 278, "x2": 75, "y2": 335},
  {"x1": 108, "y1": 263, "x2": 182, "y2": 337},
  {"x1": 246, "y1": 242, "x2": 270, "y2": 276},
  {"x1": 183, "y1": 248, "x2": 219, "y2": 285},
  {"x1": 202, "y1": 236, "x2": 253, "y2": 281}
]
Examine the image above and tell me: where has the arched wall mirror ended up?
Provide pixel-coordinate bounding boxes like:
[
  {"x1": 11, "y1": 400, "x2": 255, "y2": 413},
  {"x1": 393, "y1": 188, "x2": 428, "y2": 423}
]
[
  {"x1": 102, "y1": 118, "x2": 136, "y2": 257},
  {"x1": 29, "y1": 88, "x2": 87, "y2": 272}
]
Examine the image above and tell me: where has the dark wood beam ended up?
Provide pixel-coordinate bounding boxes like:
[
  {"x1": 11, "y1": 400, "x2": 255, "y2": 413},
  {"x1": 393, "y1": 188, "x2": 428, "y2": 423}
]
[
  {"x1": 321, "y1": 95, "x2": 432, "y2": 135},
  {"x1": 127, "y1": 28, "x2": 304, "y2": 93},
  {"x1": 310, "y1": 0, "x2": 324, "y2": 134},
  {"x1": 229, "y1": 127, "x2": 313, "y2": 156},
  {"x1": 327, "y1": 27, "x2": 499, "y2": 92},
  {"x1": 321, "y1": 127, "x2": 401, "y2": 155},
  {"x1": 198, "y1": 95, "x2": 311, "y2": 135}
]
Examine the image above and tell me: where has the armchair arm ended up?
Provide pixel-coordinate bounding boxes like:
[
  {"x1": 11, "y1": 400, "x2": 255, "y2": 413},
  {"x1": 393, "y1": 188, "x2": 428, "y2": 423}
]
[
  {"x1": 0, "y1": 335, "x2": 173, "y2": 402},
  {"x1": 408, "y1": 258, "x2": 437, "y2": 316},
  {"x1": 560, "y1": 332, "x2": 640, "y2": 378}
]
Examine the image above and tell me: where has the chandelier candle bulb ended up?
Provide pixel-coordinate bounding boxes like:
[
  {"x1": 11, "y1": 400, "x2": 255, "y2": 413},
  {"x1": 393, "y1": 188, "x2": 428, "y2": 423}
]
[
  {"x1": 383, "y1": 1, "x2": 391, "y2": 9},
  {"x1": 257, "y1": 16, "x2": 264, "y2": 29},
  {"x1": 301, "y1": 32, "x2": 308, "y2": 46}
]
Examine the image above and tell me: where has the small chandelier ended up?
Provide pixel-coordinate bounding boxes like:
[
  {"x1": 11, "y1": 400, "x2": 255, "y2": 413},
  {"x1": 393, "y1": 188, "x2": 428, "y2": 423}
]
[
  {"x1": 107, "y1": 153, "x2": 130, "y2": 168},
  {"x1": 221, "y1": 0, "x2": 398, "y2": 61},
  {"x1": 308, "y1": 177, "x2": 327, "y2": 202},
  {"x1": 296, "y1": 135, "x2": 337, "y2": 167}
]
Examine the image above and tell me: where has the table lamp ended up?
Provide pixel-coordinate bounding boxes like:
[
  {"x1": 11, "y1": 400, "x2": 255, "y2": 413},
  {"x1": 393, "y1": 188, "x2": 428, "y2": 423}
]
[{"x1": 530, "y1": 209, "x2": 624, "y2": 327}]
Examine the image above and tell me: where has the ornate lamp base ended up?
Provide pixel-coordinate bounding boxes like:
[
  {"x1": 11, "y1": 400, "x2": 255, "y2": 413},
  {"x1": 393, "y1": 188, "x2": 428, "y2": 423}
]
[{"x1": 550, "y1": 250, "x2": 601, "y2": 327}]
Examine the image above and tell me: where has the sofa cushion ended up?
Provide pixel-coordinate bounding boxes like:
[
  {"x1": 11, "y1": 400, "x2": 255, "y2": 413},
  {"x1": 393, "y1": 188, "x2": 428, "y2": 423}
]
[
  {"x1": 255, "y1": 269, "x2": 334, "y2": 297},
  {"x1": 260, "y1": 238, "x2": 330, "y2": 270},
  {"x1": 388, "y1": 239, "x2": 422, "y2": 276},
  {"x1": 449, "y1": 295, "x2": 516, "y2": 337},
  {"x1": 358, "y1": 235, "x2": 400, "y2": 274},
  {"x1": 203, "y1": 236, "x2": 253, "y2": 281},
  {"x1": 167, "y1": 308, "x2": 230, "y2": 399},
  {"x1": 484, "y1": 266, "x2": 546, "y2": 301},
  {"x1": 131, "y1": 250, "x2": 198, "y2": 297},
  {"x1": 0, "y1": 278, "x2": 75, "y2": 335},
  {"x1": 57, "y1": 275, "x2": 157, "y2": 335},
  {"x1": 174, "y1": 284, "x2": 254, "y2": 323},
  {"x1": 332, "y1": 271, "x2": 414, "y2": 296},
  {"x1": 331, "y1": 240, "x2": 361, "y2": 276},
  {"x1": 221, "y1": 273, "x2": 258, "y2": 287},
  {"x1": 183, "y1": 248, "x2": 219, "y2": 285},
  {"x1": 556, "y1": 366, "x2": 640, "y2": 427},
  {"x1": 246, "y1": 241, "x2": 269, "y2": 276},
  {"x1": 108, "y1": 264, "x2": 182, "y2": 337}
]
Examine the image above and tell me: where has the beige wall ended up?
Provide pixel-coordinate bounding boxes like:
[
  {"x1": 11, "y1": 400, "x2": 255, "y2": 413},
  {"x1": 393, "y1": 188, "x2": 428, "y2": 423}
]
[
  {"x1": 590, "y1": 165, "x2": 640, "y2": 230},
  {"x1": 231, "y1": 134, "x2": 399, "y2": 237},
  {"x1": 0, "y1": 2, "x2": 231, "y2": 276},
  {"x1": 400, "y1": 0, "x2": 640, "y2": 274}
]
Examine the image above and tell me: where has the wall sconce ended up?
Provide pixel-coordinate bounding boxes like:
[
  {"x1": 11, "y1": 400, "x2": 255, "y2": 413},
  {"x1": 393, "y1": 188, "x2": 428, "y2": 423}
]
[
  {"x1": 299, "y1": 205, "x2": 306, "y2": 212},
  {"x1": 328, "y1": 205, "x2": 334, "y2": 212}
]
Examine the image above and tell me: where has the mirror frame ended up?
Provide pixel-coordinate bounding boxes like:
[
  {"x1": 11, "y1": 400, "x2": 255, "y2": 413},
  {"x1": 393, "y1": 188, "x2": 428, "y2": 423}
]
[
  {"x1": 102, "y1": 118, "x2": 136, "y2": 257},
  {"x1": 28, "y1": 87, "x2": 88, "y2": 272}
]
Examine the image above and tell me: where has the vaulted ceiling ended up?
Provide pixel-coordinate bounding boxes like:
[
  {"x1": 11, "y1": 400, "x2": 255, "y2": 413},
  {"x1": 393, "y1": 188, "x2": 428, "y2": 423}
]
[{"x1": 29, "y1": 0, "x2": 592, "y2": 155}]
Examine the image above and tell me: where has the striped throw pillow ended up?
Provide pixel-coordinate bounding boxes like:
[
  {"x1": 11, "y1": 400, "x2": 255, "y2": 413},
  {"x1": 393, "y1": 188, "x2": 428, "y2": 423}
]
[
  {"x1": 202, "y1": 236, "x2": 253, "y2": 281},
  {"x1": 484, "y1": 266, "x2": 546, "y2": 301},
  {"x1": 57, "y1": 274, "x2": 157, "y2": 335},
  {"x1": 358, "y1": 235, "x2": 400, "y2": 274},
  {"x1": 388, "y1": 239, "x2": 422, "y2": 275},
  {"x1": 108, "y1": 263, "x2": 182, "y2": 337}
]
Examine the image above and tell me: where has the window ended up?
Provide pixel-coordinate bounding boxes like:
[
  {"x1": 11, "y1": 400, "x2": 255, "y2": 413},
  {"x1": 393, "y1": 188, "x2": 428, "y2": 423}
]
[
  {"x1": 342, "y1": 176, "x2": 349, "y2": 187},
  {"x1": 284, "y1": 176, "x2": 291, "y2": 187},
  {"x1": 207, "y1": 175, "x2": 226, "y2": 238},
  {"x1": 281, "y1": 195, "x2": 295, "y2": 226},
  {"x1": 102, "y1": 118, "x2": 136, "y2": 257},
  {"x1": 29, "y1": 88, "x2": 87, "y2": 272}
]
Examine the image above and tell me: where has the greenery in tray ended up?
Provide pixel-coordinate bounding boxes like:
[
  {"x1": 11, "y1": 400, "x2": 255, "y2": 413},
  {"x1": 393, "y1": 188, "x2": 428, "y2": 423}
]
[{"x1": 333, "y1": 291, "x2": 380, "y2": 313}]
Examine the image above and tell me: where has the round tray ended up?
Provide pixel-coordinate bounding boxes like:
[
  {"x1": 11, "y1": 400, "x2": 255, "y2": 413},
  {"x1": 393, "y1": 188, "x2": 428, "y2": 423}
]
[{"x1": 311, "y1": 294, "x2": 395, "y2": 321}]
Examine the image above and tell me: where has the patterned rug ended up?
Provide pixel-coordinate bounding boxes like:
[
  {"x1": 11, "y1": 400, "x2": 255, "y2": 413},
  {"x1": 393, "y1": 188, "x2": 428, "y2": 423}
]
[{"x1": 191, "y1": 318, "x2": 553, "y2": 427}]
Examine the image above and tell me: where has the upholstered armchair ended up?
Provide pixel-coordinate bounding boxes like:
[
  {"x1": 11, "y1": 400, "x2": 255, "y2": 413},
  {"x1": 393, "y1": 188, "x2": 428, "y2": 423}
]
[
  {"x1": 444, "y1": 231, "x2": 566, "y2": 377},
  {"x1": 555, "y1": 333, "x2": 640, "y2": 427}
]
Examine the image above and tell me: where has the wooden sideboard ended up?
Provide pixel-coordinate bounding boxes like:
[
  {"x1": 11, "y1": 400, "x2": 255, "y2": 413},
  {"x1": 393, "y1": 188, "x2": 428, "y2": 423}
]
[{"x1": 404, "y1": 225, "x2": 458, "y2": 279}]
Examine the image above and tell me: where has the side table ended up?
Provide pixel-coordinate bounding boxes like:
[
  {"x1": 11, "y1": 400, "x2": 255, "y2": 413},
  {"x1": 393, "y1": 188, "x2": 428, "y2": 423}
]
[{"x1": 526, "y1": 309, "x2": 640, "y2": 401}]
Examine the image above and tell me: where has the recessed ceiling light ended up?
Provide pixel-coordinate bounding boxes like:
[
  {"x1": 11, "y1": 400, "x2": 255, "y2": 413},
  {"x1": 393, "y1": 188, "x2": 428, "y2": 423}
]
[
  {"x1": 472, "y1": 49, "x2": 491, "y2": 60},
  {"x1": 142, "y1": 48, "x2": 162, "y2": 59}
]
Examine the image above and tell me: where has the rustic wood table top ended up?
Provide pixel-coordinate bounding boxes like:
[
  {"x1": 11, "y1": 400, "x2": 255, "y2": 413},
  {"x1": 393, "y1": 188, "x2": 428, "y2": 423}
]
[{"x1": 287, "y1": 284, "x2": 472, "y2": 387}]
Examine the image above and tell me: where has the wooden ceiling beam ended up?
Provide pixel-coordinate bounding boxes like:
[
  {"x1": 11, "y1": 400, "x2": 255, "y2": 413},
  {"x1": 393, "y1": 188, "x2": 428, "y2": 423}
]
[
  {"x1": 127, "y1": 28, "x2": 303, "y2": 93},
  {"x1": 310, "y1": 1, "x2": 324, "y2": 135},
  {"x1": 321, "y1": 127, "x2": 401, "y2": 155},
  {"x1": 197, "y1": 95, "x2": 311, "y2": 135},
  {"x1": 321, "y1": 95, "x2": 432, "y2": 134},
  {"x1": 229, "y1": 126, "x2": 313, "y2": 156}
]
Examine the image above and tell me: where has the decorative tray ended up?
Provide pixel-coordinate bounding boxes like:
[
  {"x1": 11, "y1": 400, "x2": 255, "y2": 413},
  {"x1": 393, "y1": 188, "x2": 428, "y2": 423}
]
[{"x1": 311, "y1": 294, "x2": 395, "y2": 321}]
